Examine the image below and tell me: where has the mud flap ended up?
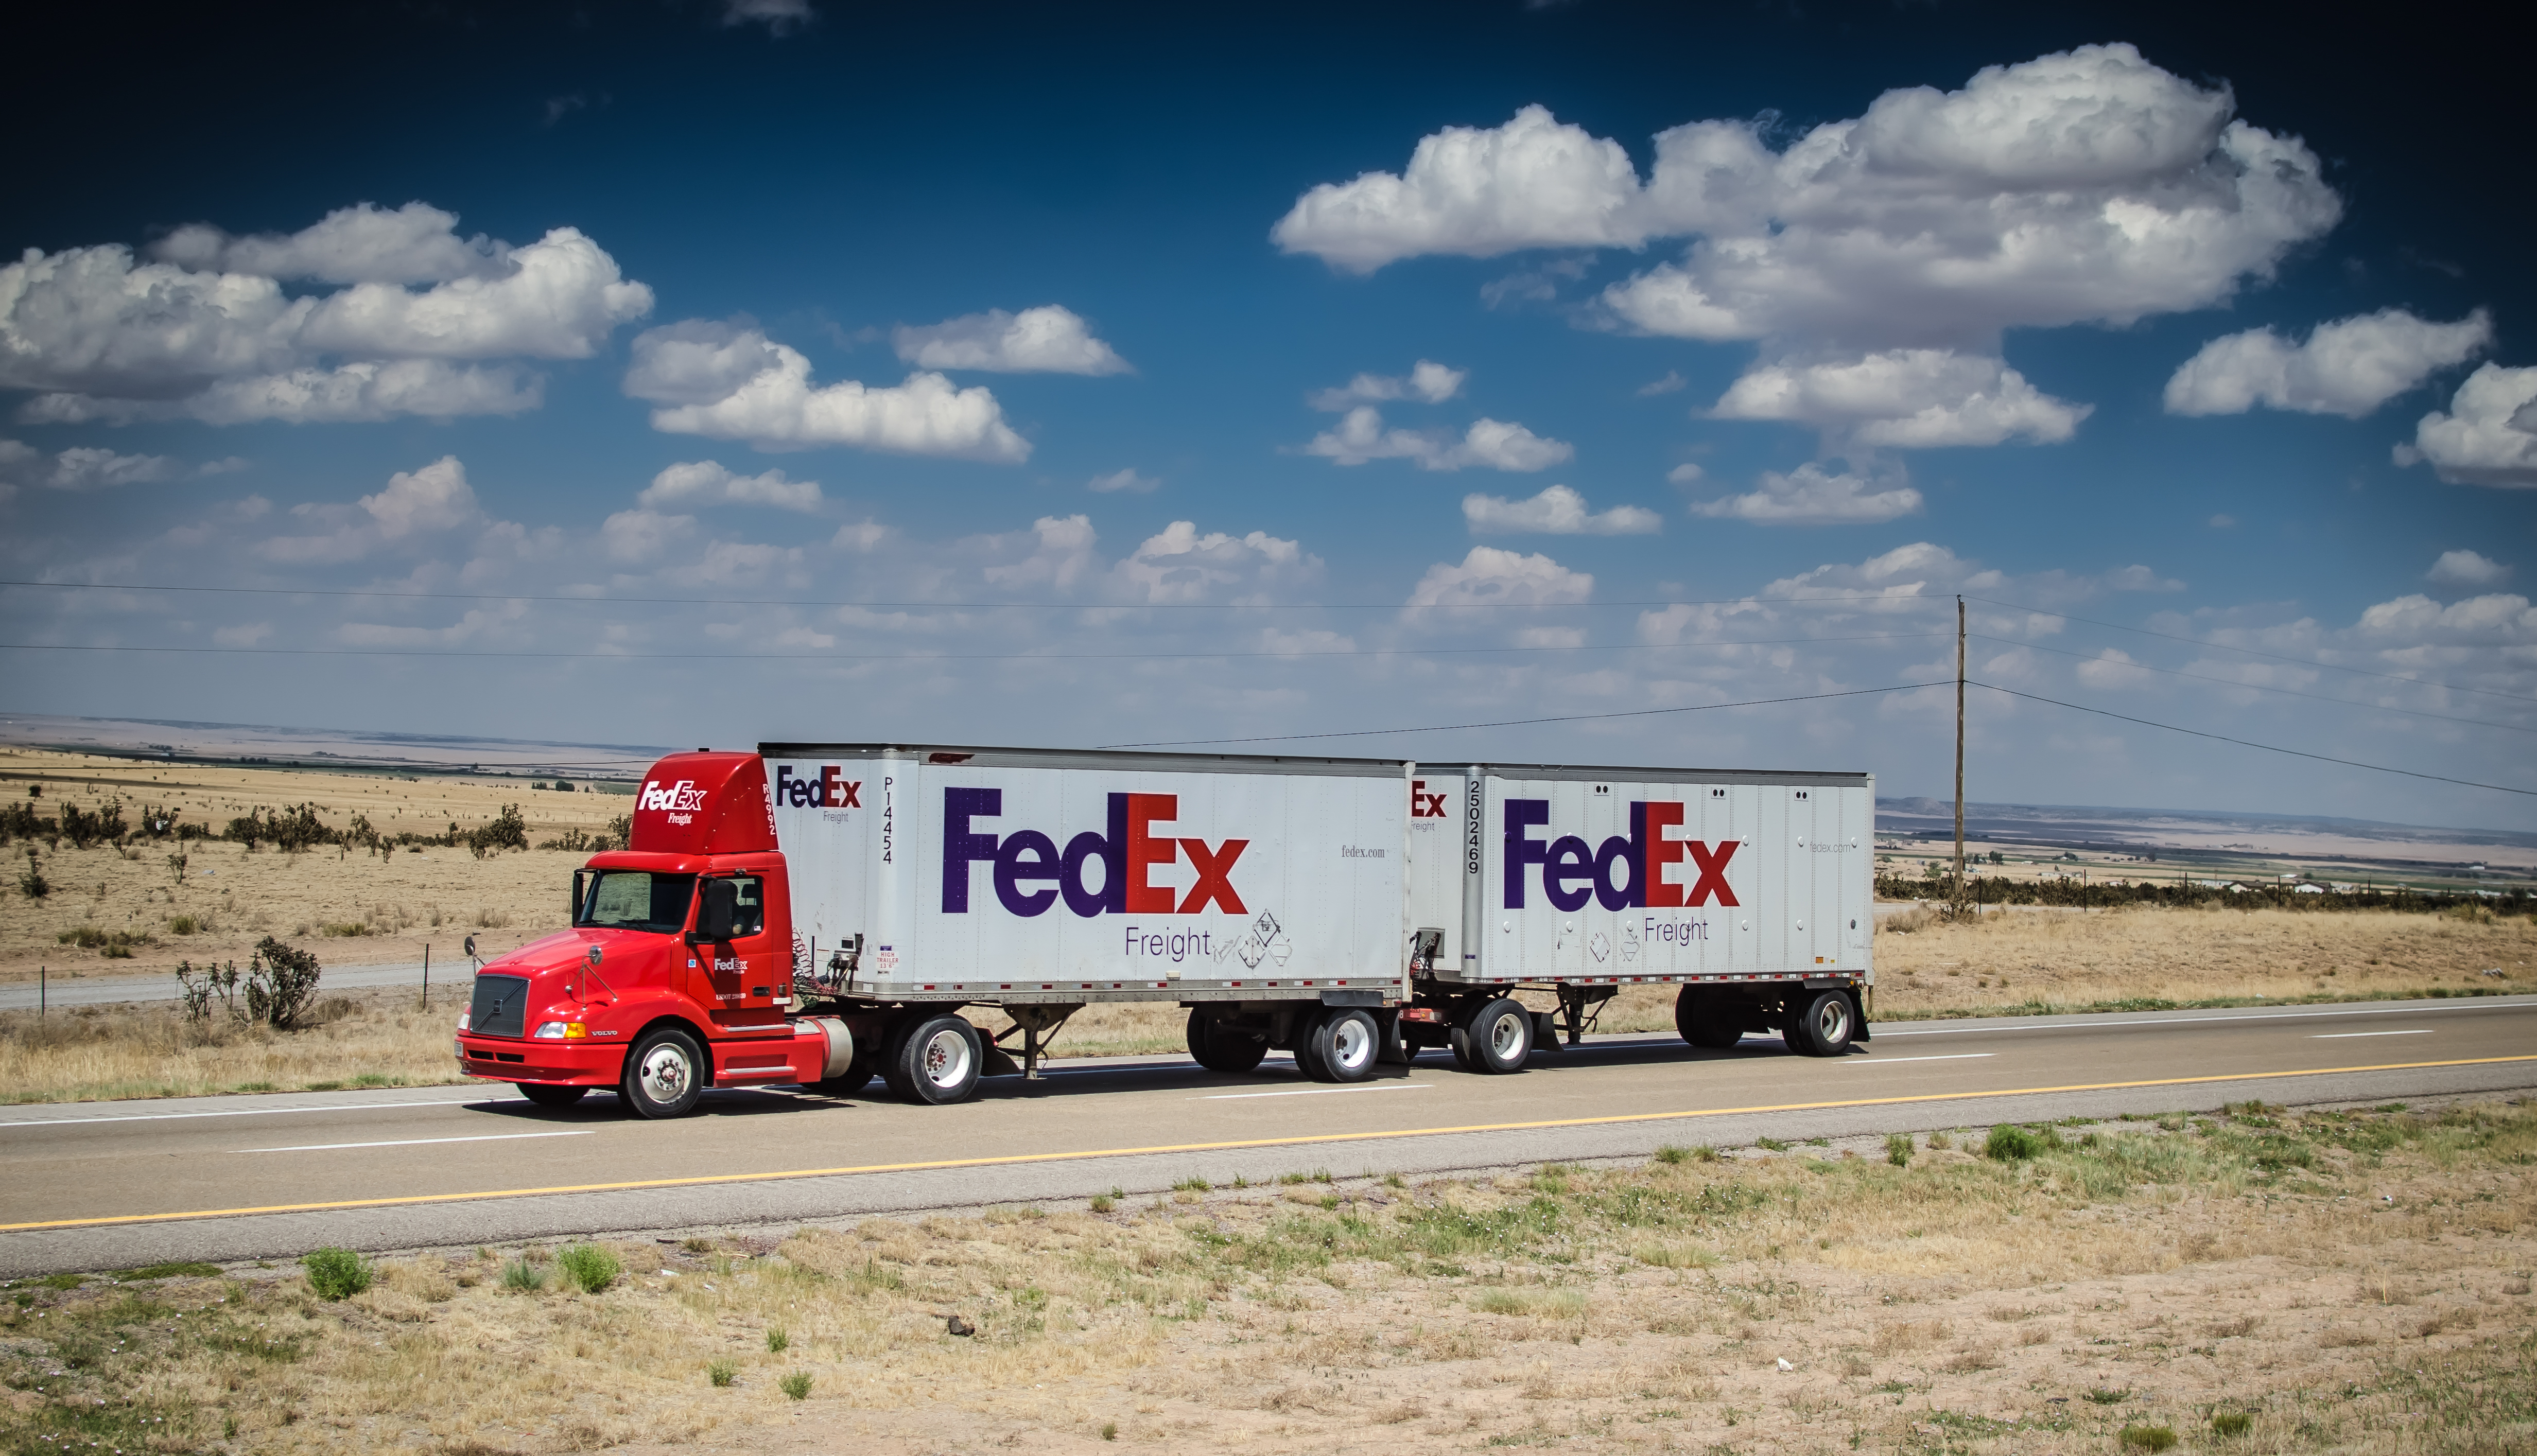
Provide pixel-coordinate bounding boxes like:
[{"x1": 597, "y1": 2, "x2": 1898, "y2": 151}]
[{"x1": 978, "y1": 1041, "x2": 1022, "y2": 1077}]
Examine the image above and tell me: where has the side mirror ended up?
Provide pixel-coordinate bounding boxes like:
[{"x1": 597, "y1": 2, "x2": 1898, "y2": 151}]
[{"x1": 690, "y1": 878, "x2": 739, "y2": 943}]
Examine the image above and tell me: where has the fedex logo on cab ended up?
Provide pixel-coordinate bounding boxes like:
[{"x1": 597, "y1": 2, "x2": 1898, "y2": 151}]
[
  {"x1": 638, "y1": 779, "x2": 706, "y2": 825},
  {"x1": 940, "y1": 788, "x2": 1248, "y2": 919},
  {"x1": 1503, "y1": 800, "x2": 1737, "y2": 912}
]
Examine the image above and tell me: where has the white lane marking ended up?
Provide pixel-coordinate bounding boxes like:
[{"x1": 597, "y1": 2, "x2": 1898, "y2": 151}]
[
  {"x1": 2312, "y1": 1029, "x2": 2434, "y2": 1039},
  {"x1": 1876, "y1": 1001, "x2": 2525, "y2": 1038},
  {"x1": 1843, "y1": 1053, "x2": 1995, "y2": 1065},
  {"x1": 238, "y1": 1131, "x2": 596, "y2": 1154},
  {"x1": 1, "y1": 1098, "x2": 510, "y2": 1130},
  {"x1": 1197, "y1": 1084, "x2": 1431, "y2": 1101}
]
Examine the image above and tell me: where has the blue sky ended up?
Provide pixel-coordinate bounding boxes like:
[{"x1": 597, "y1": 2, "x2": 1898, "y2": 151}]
[{"x1": 3, "y1": 1, "x2": 2531, "y2": 829}]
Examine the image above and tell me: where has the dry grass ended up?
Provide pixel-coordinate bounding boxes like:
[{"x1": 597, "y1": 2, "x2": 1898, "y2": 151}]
[
  {"x1": 1, "y1": 748, "x2": 617, "y2": 982},
  {"x1": 4, "y1": 1099, "x2": 2532, "y2": 1454},
  {"x1": 0, "y1": 989, "x2": 464, "y2": 1103}
]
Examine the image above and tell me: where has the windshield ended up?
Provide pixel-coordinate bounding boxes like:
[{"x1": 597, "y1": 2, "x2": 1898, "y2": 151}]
[{"x1": 576, "y1": 871, "x2": 696, "y2": 935}]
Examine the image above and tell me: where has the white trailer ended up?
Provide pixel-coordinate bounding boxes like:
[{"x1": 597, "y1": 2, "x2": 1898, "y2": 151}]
[{"x1": 756, "y1": 744, "x2": 1871, "y2": 1101}]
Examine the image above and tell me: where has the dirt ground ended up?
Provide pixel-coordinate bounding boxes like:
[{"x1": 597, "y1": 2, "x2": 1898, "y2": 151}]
[
  {"x1": 3, "y1": 1098, "x2": 2529, "y2": 1455},
  {"x1": 0, "y1": 749, "x2": 622, "y2": 983}
]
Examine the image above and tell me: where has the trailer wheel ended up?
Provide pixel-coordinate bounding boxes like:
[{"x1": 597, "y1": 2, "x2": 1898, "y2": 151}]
[
  {"x1": 620, "y1": 1027, "x2": 705, "y2": 1119},
  {"x1": 1301, "y1": 1008, "x2": 1379, "y2": 1083},
  {"x1": 887, "y1": 1014, "x2": 984, "y2": 1104},
  {"x1": 1451, "y1": 997, "x2": 1532, "y2": 1075},
  {"x1": 1186, "y1": 1010, "x2": 1269, "y2": 1074},
  {"x1": 1674, "y1": 989, "x2": 1743, "y2": 1049},
  {"x1": 1789, "y1": 990, "x2": 1856, "y2": 1057},
  {"x1": 516, "y1": 1082, "x2": 587, "y2": 1109}
]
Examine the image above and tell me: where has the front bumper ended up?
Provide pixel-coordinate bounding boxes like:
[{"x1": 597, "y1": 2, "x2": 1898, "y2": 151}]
[{"x1": 455, "y1": 1032, "x2": 624, "y2": 1085}]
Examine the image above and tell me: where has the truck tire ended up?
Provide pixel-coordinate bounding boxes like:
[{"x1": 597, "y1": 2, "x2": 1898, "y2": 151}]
[
  {"x1": 1788, "y1": 989, "x2": 1857, "y2": 1057},
  {"x1": 886, "y1": 1013, "x2": 984, "y2": 1104},
  {"x1": 1451, "y1": 997, "x2": 1532, "y2": 1075},
  {"x1": 1301, "y1": 1008, "x2": 1379, "y2": 1083},
  {"x1": 516, "y1": 1082, "x2": 587, "y2": 1109},
  {"x1": 619, "y1": 1027, "x2": 706, "y2": 1119},
  {"x1": 1674, "y1": 989, "x2": 1743, "y2": 1049},
  {"x1": 813, "y1": 1067, "x2": 875, "y2": 1097},
  {"x1": 1186, "y1": 1010, "x2": 1269, "y2": 1074}
]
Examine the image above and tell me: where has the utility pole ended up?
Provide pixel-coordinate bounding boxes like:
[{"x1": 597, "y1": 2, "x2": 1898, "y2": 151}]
[{"x1": 1953, "y1": 595, "x2": 1967, "y2": 918}]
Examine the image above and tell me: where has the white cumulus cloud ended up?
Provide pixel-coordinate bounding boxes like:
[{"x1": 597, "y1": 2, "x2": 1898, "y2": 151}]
[
  {"x1": 1712, "y1": 350, "x2": 2088, "y2": 447},
  {"x1": 1, "y1": 206, "x2": 649, "y2": 425},
  {"x1": 150, "y1": 202, "x2": 511, "y2": 285},
  {"x1": 2395, "y1": 363, "x2": 2537, "y2": 488},
  {"x1": 2165, "y1": 309, "x2": 2492, "y2": 418},
  {"x1": 1406, "y1": 545, "x2": 1593, "y2": 608},
  {"x1": 1463, "y1": 483, "x2": 1660, "y2": 535},
  {"x1": 2428, "y1": 549, "x2": 2511, "y2": 589},
  {"x1": 638, "y1": 460, "x2": 822, "y2": 512},
  {"x1": 1308, "y1": 359, "x2": 1467, "y2": 410},
  {"x1": 1111, "y1": 521, "x2": 1321, "y2": 604},
  {"x1": 629, "y1": 321, "x2": 1029, "y2": 462},
  {"x1": 1088, "y1": 468, "x2": 1159, "y2": 494},
  {"x1": 1689, "y1": 463, "x2": 1924, "y2": 525},
  {"x1": 260, "y1": 455, "x2": 487, "y2": 564},
  {"x1": 891, "y1": 305, "x2": 1130, "y2": 375},
  {"x1": 1272, "y1": 104, "x2": 1644, "y2": 273},
  {"x1": 1302, "y1": 407, "x2": 1570, "y2": 471},
  {"x1": 0, "y1": 438, "x2": 183, "y2": 492}
]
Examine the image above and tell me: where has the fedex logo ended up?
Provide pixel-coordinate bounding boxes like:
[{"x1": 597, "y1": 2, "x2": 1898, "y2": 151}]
[
  {"x1": 773, "y1": 763, "x2": 862, "y2": 809},
  {"x1": 942, "y1": 789, "x2": 1248, "y2": 919},
  {"x1": 638, "y1": 779, "x2": 707, "y2": 814},
  {"x1": 1503, "y1": 799, "x2": 1738, "y2": 911},
  {"x1": 1410, "y1": 779, "x2": 1450, "y2": 818}
]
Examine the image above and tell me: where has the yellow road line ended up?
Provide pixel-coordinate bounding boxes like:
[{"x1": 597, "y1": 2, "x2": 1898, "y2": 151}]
[{"x1": 6, "y1": 1054, "x2": 2533, "y2": 1234}]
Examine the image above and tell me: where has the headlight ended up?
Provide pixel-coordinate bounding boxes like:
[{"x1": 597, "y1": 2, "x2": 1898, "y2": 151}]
[
  {"x1": 532, "y1": 1022, "x2": 589, "y2": 1039},
  {"x1": 457, "y1": 1012, "x2": 471, "y2": 1031}
]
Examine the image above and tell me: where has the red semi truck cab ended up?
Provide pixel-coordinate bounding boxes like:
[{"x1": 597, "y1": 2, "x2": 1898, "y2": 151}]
[{"x1": 453, "y1": 751, "x2": 858, "y2": 1116}]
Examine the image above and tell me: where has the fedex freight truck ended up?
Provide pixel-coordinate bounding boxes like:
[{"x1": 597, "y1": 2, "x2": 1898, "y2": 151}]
[{"x1": 455, "y1": 745, "x2": 1873, "y2": 1117}]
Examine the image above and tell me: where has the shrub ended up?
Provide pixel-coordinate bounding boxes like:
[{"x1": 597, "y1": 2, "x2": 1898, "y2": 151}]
[
  {"x1": 2120, "y1": 1425, "x2": 2178, "y2": 1451},
  {"x1": 174, "y1": 960, "x2": 242, "y2": 1024},
  {"x1": 1984, "y1": 1124, "x2": 2059, "y2": 1161},
  {"x1": 467, "y1": 804, "x2": 529, "y2": 859},
  {"x1": 1885, "y1": 1133, "x2": 1914, "y2": 1167},
  {"x1": 538, "y1": 827, "x2": 601, "y2": 852},
  {"x1": 171, "y1": 914, "x2": 199, "y2": 935},
  {"x1": 707, "y1": 1360, "x2": 736, "y2": 1388},
  {"x1": 301, "y1": 1247, "x2": 373, "y2": 1300},
  {"x1": 501, "y1": 1259, "x2": 546, "y2": 1291},
  {"x1": 765, "y1": 1327, "x2": 789, "y2": 1353},
  {"x1": 2211, "y1": 1410, "x2": 2253, "y2": 1437},
  {"x1": 58, "y1": 799, "x2": 127, "y2": 849},
  {"x1": 18, "y1": 849, "x2": 47, "y2": 899},
  {"x1": 779, "y1": 1372, "x2": 812, "y2": 1401},
  {"x1": 555, "y1": 1243, "x2": 620, "y2": 1294},
  {"x1": 0, "y1": 797, "x2": 51, "y2": 842},
  {"x1": 245, "y1": 936, "x2": 322, "y2": 1028}
]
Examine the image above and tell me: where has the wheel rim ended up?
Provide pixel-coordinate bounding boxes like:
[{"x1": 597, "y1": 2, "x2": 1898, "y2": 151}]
[
  {"x1": 1814, "y1": 998, "x2": 1851, "y2": 1045},
  {"x1": 638, "y1": 1044, "x2": 691, "y2": 1103},
  {"x1": 1488, "y1": 1010, "x2": 1527, "y2": 1061},
  {"x1": 1329, "y1": 1016, "x2": 1371, "y2": 1072},
  {"x1": 920, "y1": 1029, "x2": 972, "y2": 1089}
]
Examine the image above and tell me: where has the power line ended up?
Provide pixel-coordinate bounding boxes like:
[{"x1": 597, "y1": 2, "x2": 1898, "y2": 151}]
[
  {"x1": 1965, "y1": 593, "x2": 2537, "y2": 707},
  {"x1": 0, "y1": 631, "x2": 1945, "y2": 664},
  {"x1": 1971, "y1": 681, "x2": 2537, "y2": 798},
  {"x1": 1101, "y1": 682, "x2": 1950, "y2": 748},
  {"x1": 0, "y1": 579, "x2": 1950, "y2": 614},
  {"x1": 1967, "y1": 633, "x2": 2537, "y2": 735}
]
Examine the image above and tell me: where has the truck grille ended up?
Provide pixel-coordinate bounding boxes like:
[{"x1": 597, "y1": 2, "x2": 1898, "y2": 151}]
[{"x1": 470, "y1": 975, "x2": 530, "y2": 1038}]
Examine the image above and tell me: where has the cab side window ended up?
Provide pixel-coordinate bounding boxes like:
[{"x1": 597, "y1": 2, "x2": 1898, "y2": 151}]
[{"x1": 728, "y1": 875, "x2": 766, "y2": 938}]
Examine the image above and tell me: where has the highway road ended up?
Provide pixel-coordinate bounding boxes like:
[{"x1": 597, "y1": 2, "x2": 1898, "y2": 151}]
[{"x1": 2, "y1": 994, "x2": 2531, "y2": 1277}]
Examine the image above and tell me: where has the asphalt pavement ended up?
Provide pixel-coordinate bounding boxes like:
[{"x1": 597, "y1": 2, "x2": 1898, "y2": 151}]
[{"x1": 1, "y1": 994, "x2": 2530, "y2": 1277}]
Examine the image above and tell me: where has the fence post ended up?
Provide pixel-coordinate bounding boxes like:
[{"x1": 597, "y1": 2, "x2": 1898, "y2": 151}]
[
  {"x1": 422, "y1": 944, "x2": 429, "y2": 1012},
  {"x1": 38, "y1": 964, "x2": 44, "y2": 1018}
]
